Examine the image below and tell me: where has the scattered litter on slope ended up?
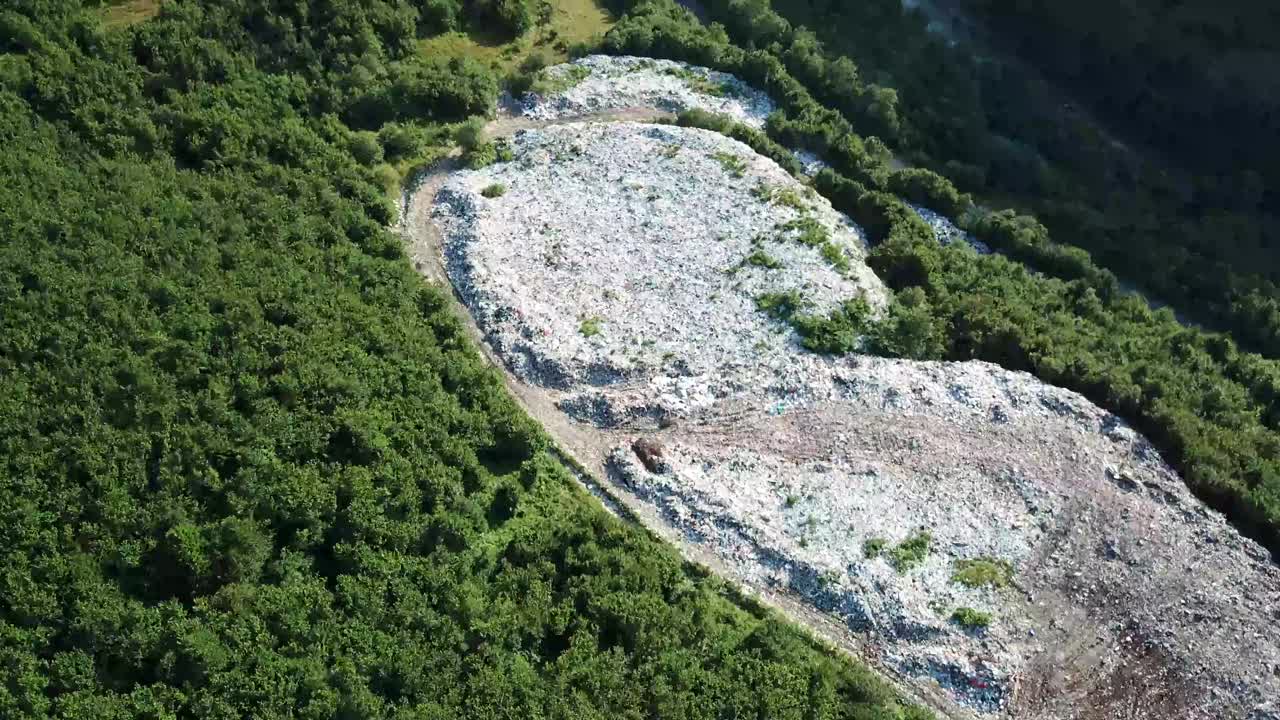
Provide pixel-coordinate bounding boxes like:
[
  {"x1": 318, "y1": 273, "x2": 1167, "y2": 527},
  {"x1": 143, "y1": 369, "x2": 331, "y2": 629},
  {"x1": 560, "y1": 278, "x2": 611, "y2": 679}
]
[
  {"x1": 419, "y1": 117, "x2": 1280, "y2": 719},
  {"x1": 518, "y1": 55, "x2": 775, "y2": 127},
  {"x1": 434, "y1": 121, "x2": 884, "y2": 417},
  {"x1": 792, "y1": 148, "x2": 830, "y2": 176}
]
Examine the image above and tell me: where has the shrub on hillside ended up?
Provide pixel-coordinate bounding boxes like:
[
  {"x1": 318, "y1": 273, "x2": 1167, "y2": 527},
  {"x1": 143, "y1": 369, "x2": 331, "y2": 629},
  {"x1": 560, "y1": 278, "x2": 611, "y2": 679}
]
[
  {"x1": 349, "y1": 130, "x2": 384, "y2": 166},
  {"x1": 887, "y1": 167, "x2": 971, "y2": 218}
]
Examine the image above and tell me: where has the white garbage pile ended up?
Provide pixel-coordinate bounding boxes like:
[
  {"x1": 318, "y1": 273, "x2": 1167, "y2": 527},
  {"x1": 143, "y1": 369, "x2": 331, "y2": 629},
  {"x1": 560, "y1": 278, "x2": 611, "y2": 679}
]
[
  {"x1": 518, "y1": 55, "x2": 775, "y2": 128},
  {"x1": 434, "y1": 121, "x2": 885, "y2": 421},
  {"x1": 424, "y1": 112, "x2": 1280, "y2": 719}
]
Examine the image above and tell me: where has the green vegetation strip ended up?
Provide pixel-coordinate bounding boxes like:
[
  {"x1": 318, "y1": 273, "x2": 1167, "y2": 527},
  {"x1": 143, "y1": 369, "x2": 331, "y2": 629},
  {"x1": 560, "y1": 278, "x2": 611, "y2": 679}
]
[
  {"x1": 533, "y1": 63, "x2": 591, "y2": 94},
  {"x1": 711, "y1": 150, "x2": 747, "y2": 178},
  {"x1": 663, "y1": 65, "x2": 732, "y2": 96},
  {"x1": 744, "y1": 249, "x2": 783, "y2": 270},
  {"x1": 579, "y1": 315, "x2": 603, "y2": 336},
  {"x1": 863, "y1": 537, "x2": 888, "y2": 558},
  {"x1": 951, "y1": 558, "x2": 1014, "y2": 589},
  {"x1": 463, "y1": 138, "x2": 515, "y2": 169}
]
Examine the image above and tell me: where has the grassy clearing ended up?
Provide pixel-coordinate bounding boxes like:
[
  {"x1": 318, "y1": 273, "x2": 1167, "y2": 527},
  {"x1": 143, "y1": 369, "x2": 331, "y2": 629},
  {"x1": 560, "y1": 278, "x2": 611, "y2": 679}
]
[
  {"x1": 951, "y1": 558, "x2": 1014, "y2": 589},
  {"x1": 99, "y1": 0, "x2": 161, "y2": 28},
  {"x1": 419, "y1": 0, "x2": 614, "y2": 74}
]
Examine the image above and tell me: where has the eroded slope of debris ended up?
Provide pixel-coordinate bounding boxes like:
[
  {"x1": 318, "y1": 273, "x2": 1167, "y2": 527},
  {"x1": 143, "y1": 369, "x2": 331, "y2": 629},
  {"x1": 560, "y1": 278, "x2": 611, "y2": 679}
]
[
  {"x1": 416, "y1": 76, "x2": 1280, "y2": 719},
  {"x1": 434, "y1": 122, "x2": 885, "y2": 418},
  {"x1": 517, "y1": 55, "x2": 774, "y2": 126}
]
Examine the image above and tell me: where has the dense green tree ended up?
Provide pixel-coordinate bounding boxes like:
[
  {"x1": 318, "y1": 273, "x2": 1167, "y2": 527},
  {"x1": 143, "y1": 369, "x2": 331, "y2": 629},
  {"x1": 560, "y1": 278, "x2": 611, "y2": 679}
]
[
  {"x1": 466, "y1": 0, "x2": 534, "y2": 39},
  {"x1": 869, "y1": 288, "x2": 945, "y2": 361},
  {"x1": 667, "y1": 101, "x2": 1280, "y2": 556}
]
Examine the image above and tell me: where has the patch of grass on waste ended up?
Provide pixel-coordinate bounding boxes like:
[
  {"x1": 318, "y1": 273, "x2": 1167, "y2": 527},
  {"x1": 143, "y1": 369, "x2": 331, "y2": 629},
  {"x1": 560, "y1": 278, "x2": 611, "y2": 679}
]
[
  {"x1": 579, "y1": 316, "x2": 603, "y2": 337},
  {"x1": 772, "y1": 188, "x2": 807, "y2": 210},
  {"x1": 529, "y1": 64, "x2": 591, "y2": 95},
  {"x1": 464, "y1": 140, "x2": 514, "y2": 169},
  {"x1": 480, "y1": 183, "x2": 507, "y2": 198},
  {"x1": 751, "y1": 183, "x2": 776, "y2": 202},
  {"x1": 711, "y1": 151, "x2": 746, "y2": 178},
  {"x1": 784, "y1": 494, "x2": 800, "y2": 508},
  {"x1": 887, "y1": 530, "x2": 932, "y2": 573},
  {"x1": 820, "y1": 242, "x2": 851, "y2": 273},
  {"x1": 662, "y1": 66, "x2": 733, "y2": 96},
  {"x1": 863, "y1": 537, "x2": 887, "y2": 558},
  {"x1": 951, "y1": 607, "x2": 992, "y2": 629},
  {"x1": 779, "y1": 216, "x2": 830, "y2": 247},
  {"x1": 755, "y1": 291, "x2": 807, "y2": 322},
  {"x1": 951, "y1": 558, "x2": 1014, "y2": 589},
  {"x1": 791, "y1": 299, "x2": 872, "y2": 355},
  {"x1": 744, "y1": 250, "x2": 783, "y2": 270},
  {"x1": 753, "y1": 183, "x2": 809, "y2": 211}
]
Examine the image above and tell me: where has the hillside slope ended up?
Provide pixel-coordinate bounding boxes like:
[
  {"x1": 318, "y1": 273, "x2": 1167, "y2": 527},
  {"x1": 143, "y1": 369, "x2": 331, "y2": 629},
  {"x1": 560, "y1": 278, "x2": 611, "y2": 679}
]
[
  {"x1": 0, "y1": 3, "x2": 929, "y2": 718},
  {"x1": 407, "y1": 81, "x2": 1280, "y2": 716}
]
